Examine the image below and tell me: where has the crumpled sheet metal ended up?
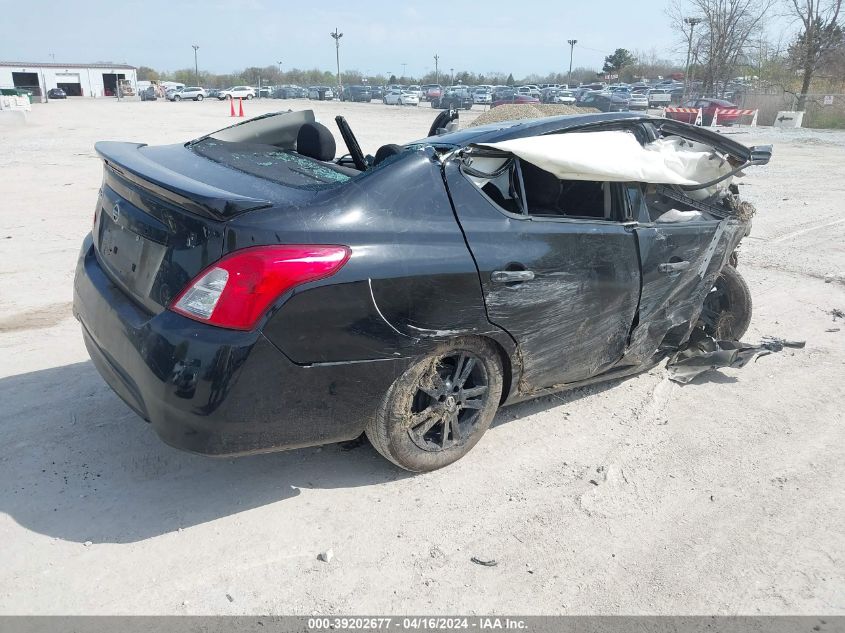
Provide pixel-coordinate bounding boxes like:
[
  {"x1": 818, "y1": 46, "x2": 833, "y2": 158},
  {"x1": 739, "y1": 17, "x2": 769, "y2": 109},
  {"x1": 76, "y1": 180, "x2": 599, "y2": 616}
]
[{"x1": 666, "y1": 331, "x2": 806, "y2": 384}]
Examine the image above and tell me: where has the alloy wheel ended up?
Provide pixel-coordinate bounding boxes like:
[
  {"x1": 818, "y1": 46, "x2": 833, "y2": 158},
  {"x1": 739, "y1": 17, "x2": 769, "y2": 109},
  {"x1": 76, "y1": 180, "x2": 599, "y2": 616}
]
[{"x1": 406, "y1": 352, "x2": 489, "y2": 452}]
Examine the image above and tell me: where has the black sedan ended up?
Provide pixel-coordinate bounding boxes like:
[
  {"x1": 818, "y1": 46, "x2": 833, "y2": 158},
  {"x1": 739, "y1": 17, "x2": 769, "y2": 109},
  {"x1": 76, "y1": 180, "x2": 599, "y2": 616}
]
[
  {"x1": 579, "y1": 91, "x2": 630, "y2": 112},
  {"x1": 47, "y1": 88, "x2": 67, "y2": 99},
  {"x1": 73, "y1": 109, "x2": 770, "y2": 471},
  {"x1": 431, "y1": 88, "x2": 473, "y2": 110}
]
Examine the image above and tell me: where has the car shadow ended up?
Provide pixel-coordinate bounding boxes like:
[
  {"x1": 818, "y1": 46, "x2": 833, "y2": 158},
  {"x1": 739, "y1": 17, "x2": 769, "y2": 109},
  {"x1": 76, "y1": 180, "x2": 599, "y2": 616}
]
[
  {"x1": 0, "y1": 361, "x2": 410, "y2": 544},
  {"x1": 0, "y1": 361, "x2": 653, "y2": 545}
]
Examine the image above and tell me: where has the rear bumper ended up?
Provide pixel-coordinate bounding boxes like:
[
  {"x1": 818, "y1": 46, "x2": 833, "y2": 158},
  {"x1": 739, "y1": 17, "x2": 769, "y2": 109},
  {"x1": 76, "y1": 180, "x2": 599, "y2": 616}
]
[{"x1": 73, "y1": 236, "x2": 409, "y2": 456}]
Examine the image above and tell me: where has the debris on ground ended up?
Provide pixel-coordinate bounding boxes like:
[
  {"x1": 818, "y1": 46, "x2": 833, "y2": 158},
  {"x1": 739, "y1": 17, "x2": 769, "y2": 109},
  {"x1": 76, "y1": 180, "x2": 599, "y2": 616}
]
[
  {"x1": 470, "y1": 104, "x2": 598, "y2": 128},
  {"x1": 83, "y1": 541, "x2": 93, "y2": 547},
  {"x1": 470, "y1": 557, "x2": 498, "y2": 567},
  {"x1": 830, "y1": 308, "x2": 845, "y2": 320},
  {"x1": 666, "y1": 331, "x2": 805, "y2": 384},
  {"x1": 226, "y1": 593, "x2": 234, "y2": 602},
  {"x1": 826, "y1": 328, "x2": 840, "y2": 333},
  {"x1": 317, "y1": 549, "x2": 334, "y2": 563}
]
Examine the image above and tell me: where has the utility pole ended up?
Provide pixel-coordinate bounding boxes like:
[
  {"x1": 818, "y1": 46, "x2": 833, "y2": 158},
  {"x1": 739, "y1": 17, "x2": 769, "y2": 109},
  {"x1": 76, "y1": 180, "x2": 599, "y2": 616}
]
[
  {"x1": 434, "y1": 54, "x2": 439, "y2": 85},
  {"x1": 450, "y1": 67, "x2": 454, "y2": 86},
  {"x1": 277, "y1": 60, "x2": 283, "y2": 78},
  {"x1": 330, "y1": 28, "x2": 343, "y2": 91},
  {"x1": 567, "y1": 39, "x2": 577, "y2": 86},
  {"x1": 401, "y1": 62, "x2": 407, "y2": 80},
  {"x1": 192, "y1": 45, "x2": 199, "y2": 84},
  {"x1": 683, "y1": 17, "x2": 701, "y2": 101}
]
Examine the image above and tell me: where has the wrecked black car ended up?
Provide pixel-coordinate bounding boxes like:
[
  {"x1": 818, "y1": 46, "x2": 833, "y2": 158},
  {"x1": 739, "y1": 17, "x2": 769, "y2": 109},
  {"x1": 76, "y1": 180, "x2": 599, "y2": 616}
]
[{"x1": 72, "y1": 109, "x2": 771, "y2": 471}]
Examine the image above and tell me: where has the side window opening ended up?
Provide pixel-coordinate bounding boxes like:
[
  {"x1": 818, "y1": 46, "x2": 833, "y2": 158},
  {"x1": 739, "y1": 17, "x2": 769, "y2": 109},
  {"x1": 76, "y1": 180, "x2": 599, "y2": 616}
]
[
  {"x1": 462, "y1": 155, "x2": 524, "y2": 215},
  {"x1": 641, "y1": 183, "x2": 719, "y2": 223},
  {"x1": 519, "y1": 159, "x2": 614, "y2": 220}
]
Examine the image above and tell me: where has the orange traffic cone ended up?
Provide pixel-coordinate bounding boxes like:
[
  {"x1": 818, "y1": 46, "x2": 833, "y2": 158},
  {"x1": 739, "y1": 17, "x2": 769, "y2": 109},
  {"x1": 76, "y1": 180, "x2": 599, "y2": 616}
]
[
  {"x1": 238, "y1": 98, "x2": 244, "y2": 117},
  {"x1": 229, "y1": 97, "x2": 235, "y2": 117}
]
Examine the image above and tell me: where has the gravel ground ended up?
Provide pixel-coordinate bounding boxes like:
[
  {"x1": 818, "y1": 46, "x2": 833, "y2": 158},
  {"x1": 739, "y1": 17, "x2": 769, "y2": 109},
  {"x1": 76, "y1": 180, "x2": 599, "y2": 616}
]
[{"x1": 0, "y1": 99, "x2": 843, "y2": 615}]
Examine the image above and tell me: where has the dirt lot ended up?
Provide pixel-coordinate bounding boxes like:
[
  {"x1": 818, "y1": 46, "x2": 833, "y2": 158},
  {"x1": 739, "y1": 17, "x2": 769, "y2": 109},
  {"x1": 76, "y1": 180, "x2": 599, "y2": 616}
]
[{"x1": 0, "y1": 98, "x2": 843, "y2": 615}]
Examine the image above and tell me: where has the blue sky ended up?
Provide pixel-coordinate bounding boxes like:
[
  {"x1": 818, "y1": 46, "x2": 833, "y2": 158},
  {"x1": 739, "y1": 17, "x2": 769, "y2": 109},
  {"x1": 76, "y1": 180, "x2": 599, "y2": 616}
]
[{"x1": 2, "y1": 0, "x2": 716, "y2": 76}]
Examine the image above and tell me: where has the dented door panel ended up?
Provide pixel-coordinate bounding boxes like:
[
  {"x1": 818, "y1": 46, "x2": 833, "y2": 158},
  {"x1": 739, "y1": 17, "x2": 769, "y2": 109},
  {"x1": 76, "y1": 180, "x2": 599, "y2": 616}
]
[
  {"x1": 444, "y1": 160, "x2": 641, "y2": 393},
  {"x1": 624, "y1": 219, "x2": 747, "y2": 364}
]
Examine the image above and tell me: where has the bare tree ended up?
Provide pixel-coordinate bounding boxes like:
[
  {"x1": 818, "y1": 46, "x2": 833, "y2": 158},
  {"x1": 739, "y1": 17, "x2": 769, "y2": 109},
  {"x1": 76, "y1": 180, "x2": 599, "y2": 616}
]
[
  {"x1": 786, "y1": 0, "x2": 843, "y2": 109},
  {"x1": 669, "y1": 0, "x2": 774, "y2": 95}
]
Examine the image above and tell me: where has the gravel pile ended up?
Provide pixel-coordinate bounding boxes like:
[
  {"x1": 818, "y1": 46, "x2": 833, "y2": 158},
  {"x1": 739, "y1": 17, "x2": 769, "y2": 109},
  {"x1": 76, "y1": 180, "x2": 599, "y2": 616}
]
[{"x1": 469, "y1": 104, "x2": 598, "y2": 127}]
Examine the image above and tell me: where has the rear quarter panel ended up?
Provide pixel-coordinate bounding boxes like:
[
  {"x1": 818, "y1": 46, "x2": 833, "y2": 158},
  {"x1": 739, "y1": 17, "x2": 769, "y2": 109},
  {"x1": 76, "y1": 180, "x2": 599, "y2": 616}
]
[{"x1": 225, "y1": 149, "x2": 512, "y2": 365}]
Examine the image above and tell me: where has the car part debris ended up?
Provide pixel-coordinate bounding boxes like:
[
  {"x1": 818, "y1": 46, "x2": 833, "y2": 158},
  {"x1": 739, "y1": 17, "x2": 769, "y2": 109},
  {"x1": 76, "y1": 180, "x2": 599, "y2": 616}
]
[
  {"x1": 470, "y1": 556, "x2": 498, "y2": 567},
  {"x1": 317, "y1": 549, "x2": 334, "y2": 563},
  {"x1": 666, "y1": 331, "x2": 805, "y2": 384}
]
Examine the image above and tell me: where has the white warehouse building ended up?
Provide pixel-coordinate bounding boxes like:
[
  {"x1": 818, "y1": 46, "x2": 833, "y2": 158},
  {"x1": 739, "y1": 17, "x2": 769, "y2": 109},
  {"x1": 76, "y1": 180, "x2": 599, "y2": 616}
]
[{"x1": 0, "y1": 61, "x2": 137, "y2": 99}]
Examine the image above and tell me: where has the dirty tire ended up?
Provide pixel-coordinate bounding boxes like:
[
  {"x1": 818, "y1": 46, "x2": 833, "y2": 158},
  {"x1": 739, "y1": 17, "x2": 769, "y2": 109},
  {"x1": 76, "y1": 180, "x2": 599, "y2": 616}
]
[
  {"x1": 699, "y1": 266, "x2": 752, "y2": 340},
  {"x1": 366, "y1": 337, "x2": 503, "y2": 472}
]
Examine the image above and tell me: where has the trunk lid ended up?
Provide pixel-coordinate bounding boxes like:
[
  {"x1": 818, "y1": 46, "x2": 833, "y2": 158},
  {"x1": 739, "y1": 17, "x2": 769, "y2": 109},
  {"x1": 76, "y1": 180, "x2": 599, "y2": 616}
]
[{"x1": 93, "y1": 141, "x2": 286, "y2": 314}]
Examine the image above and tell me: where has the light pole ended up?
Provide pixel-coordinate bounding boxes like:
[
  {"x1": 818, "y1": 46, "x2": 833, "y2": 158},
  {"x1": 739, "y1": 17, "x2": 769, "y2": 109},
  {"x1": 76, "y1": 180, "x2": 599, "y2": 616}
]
[
  {"x1": 434, "y1": 54, "x2": 439, "y2": 86},
  {"x1": 567, "y1": 39, "x2": 577, "y2": 86},
  {"x1": 683, "y1": 17, "x2": 701, "y2": 100},
  {"x1": 401, "y1": 62, "x2": 407, "y2": 80},
  {"x1": 450, "y1": 67, "x2": 454, "y2": 85},
  {"x1": 192, "y1": 44, "x2": 199, "y2": 84},
  {"x1": 277, "y1": 60, "x2": 283, "y2": 78},
  {"x1": 330, "y1": 28, "x2": 343, "y2": 91}
]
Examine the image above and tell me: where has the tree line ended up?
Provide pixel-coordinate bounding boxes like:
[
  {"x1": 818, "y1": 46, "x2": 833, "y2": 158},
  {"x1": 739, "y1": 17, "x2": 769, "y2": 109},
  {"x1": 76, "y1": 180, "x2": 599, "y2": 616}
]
[{"x1": 138, "y1": 0, "x2": 843, "y2": 108}]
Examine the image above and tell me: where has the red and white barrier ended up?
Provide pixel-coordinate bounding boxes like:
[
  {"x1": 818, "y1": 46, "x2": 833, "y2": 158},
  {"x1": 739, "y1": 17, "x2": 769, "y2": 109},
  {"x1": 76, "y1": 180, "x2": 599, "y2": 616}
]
[
  {"x1": 710, "y1": 108, "x2": 758, "y2": 127},
  {"x1": 664, "y1": 107, "x2": 703, "y2": 126}
]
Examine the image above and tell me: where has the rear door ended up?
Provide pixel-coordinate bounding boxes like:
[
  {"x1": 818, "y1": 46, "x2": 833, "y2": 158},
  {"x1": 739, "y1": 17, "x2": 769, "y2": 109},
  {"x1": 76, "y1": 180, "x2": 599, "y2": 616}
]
[{"x1": 443, "y1": 157, "x2": 641, "y2": 392}]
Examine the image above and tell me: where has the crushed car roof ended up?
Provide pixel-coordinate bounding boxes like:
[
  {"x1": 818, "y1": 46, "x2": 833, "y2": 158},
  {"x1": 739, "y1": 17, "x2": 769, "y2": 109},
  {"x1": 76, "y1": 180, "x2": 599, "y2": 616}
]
[{"x1": 415, "y1": 112, "x2": 651, "y2": 146}]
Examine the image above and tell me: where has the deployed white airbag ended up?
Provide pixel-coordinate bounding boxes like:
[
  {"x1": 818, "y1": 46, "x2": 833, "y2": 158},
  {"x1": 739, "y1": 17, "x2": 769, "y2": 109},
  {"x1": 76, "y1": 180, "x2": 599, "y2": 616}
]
[{"x1": 478, "y1": 130, "x2": 732, "y2": 188}]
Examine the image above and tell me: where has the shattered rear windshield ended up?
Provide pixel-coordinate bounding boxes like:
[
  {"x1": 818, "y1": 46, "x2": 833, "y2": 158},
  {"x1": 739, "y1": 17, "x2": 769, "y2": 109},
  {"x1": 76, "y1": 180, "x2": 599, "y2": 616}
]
[{"x1": 190, "y1": 139, "x2": 352, "y2": 189}]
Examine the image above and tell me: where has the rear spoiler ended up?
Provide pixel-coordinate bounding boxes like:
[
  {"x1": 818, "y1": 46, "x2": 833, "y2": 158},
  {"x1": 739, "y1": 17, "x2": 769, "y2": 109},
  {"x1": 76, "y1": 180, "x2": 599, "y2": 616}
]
[{"x1": 95, "y1": 141, "x2": 272, "y2": 220}]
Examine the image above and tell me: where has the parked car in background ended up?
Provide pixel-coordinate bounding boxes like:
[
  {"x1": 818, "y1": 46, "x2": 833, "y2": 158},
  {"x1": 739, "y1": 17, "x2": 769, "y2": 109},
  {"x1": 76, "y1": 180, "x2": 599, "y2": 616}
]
[
  {"x1": 341, "y1": 85, "x2": 373, "y2": 102},
  {"x1": 218, "y1": 86, "x2": 256, "y2": 100},
  {"x1": 171, "y1": 87, "x2": 207, "y2": 101},
  {"x1": 473, "y1": 88, "x2": 492, "y2": 105},
  {"x1": 308, "y1": 86, "x2": 334, "y2": 101},
  {"x1": 647, "y1": 89, "x2": 673, "y2": 107},
  {"x1": 422, "y1": 84, "x2": 442, "y2": 101},
  {"x1": 258, "y1": 87, "x2": 272, "y2": 98},
  {"x1": 541, "y1": 88, "x2": 576, "y2": 104},
  {"x1": 47, "y1": 88, "x2": 67, "y2": 99},
  {"x1": 664, "y1": 98, "x2": 741, "y2": 125},
  {"x1": 491, "y1": 88, "x2": 540, "y2": 108},
  {"x1": 273, "y1": 85, "x2": 307, "y2": 99},
  {"x1": 384, "y1": 89, "x2": 419, "y2": 106},
  {"x1": 579, "y1": 92, "x2": 630, "y2": 112},
  {"x1": 554, "y1": 89, "x2": 577, "y2": 104},
  {"x1": 369, "y1": 86, "x2": 385, "y2": 100},
  {"x1": 139, "y1": 86, "x2": 158, "y2": 101},
  {"x1": 628, "y1": 92, "x2": 649, "y2": 110},
  {"x1": 432, "y1": 87, "x2": 473, "y2": 110},
  {"x1": 165, "y1": 87, "x2": 183, "y2": 100},
  {"x1": 407, "y1": 85, "x2": 423, "y2": 99},
  {"x1": 206, "y1": 88, "x2": 221, "y2": 99}
]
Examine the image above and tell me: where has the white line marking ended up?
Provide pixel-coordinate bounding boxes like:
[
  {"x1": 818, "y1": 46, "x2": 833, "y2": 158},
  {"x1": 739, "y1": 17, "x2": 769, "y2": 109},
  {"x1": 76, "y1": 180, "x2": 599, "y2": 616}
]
[{"x1": 771, "y1": 217, "x2": 845, "y2": 243}]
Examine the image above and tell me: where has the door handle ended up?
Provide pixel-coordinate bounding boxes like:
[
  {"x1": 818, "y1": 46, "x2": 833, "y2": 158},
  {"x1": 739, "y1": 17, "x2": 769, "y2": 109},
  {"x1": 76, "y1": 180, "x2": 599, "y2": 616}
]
[
  {"x1": 491, "y1": 270, "x2": 535, "y2": 283},
  {"x1": 658, "y1": 261, "x2": 690, "y2": 274}
]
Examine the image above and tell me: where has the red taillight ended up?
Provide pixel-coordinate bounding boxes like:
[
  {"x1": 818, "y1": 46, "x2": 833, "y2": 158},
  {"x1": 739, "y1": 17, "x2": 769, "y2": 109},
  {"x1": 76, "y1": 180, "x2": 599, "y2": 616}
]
[{"x1": 169, "y1": 245, "x2": 350, "y2": 330}]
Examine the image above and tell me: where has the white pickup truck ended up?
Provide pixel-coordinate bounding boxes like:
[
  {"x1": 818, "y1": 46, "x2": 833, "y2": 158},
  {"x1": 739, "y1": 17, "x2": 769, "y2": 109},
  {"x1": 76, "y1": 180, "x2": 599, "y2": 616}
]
[{"x1": 647, "y1": 89, "x2": 673, "y2": 107}]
